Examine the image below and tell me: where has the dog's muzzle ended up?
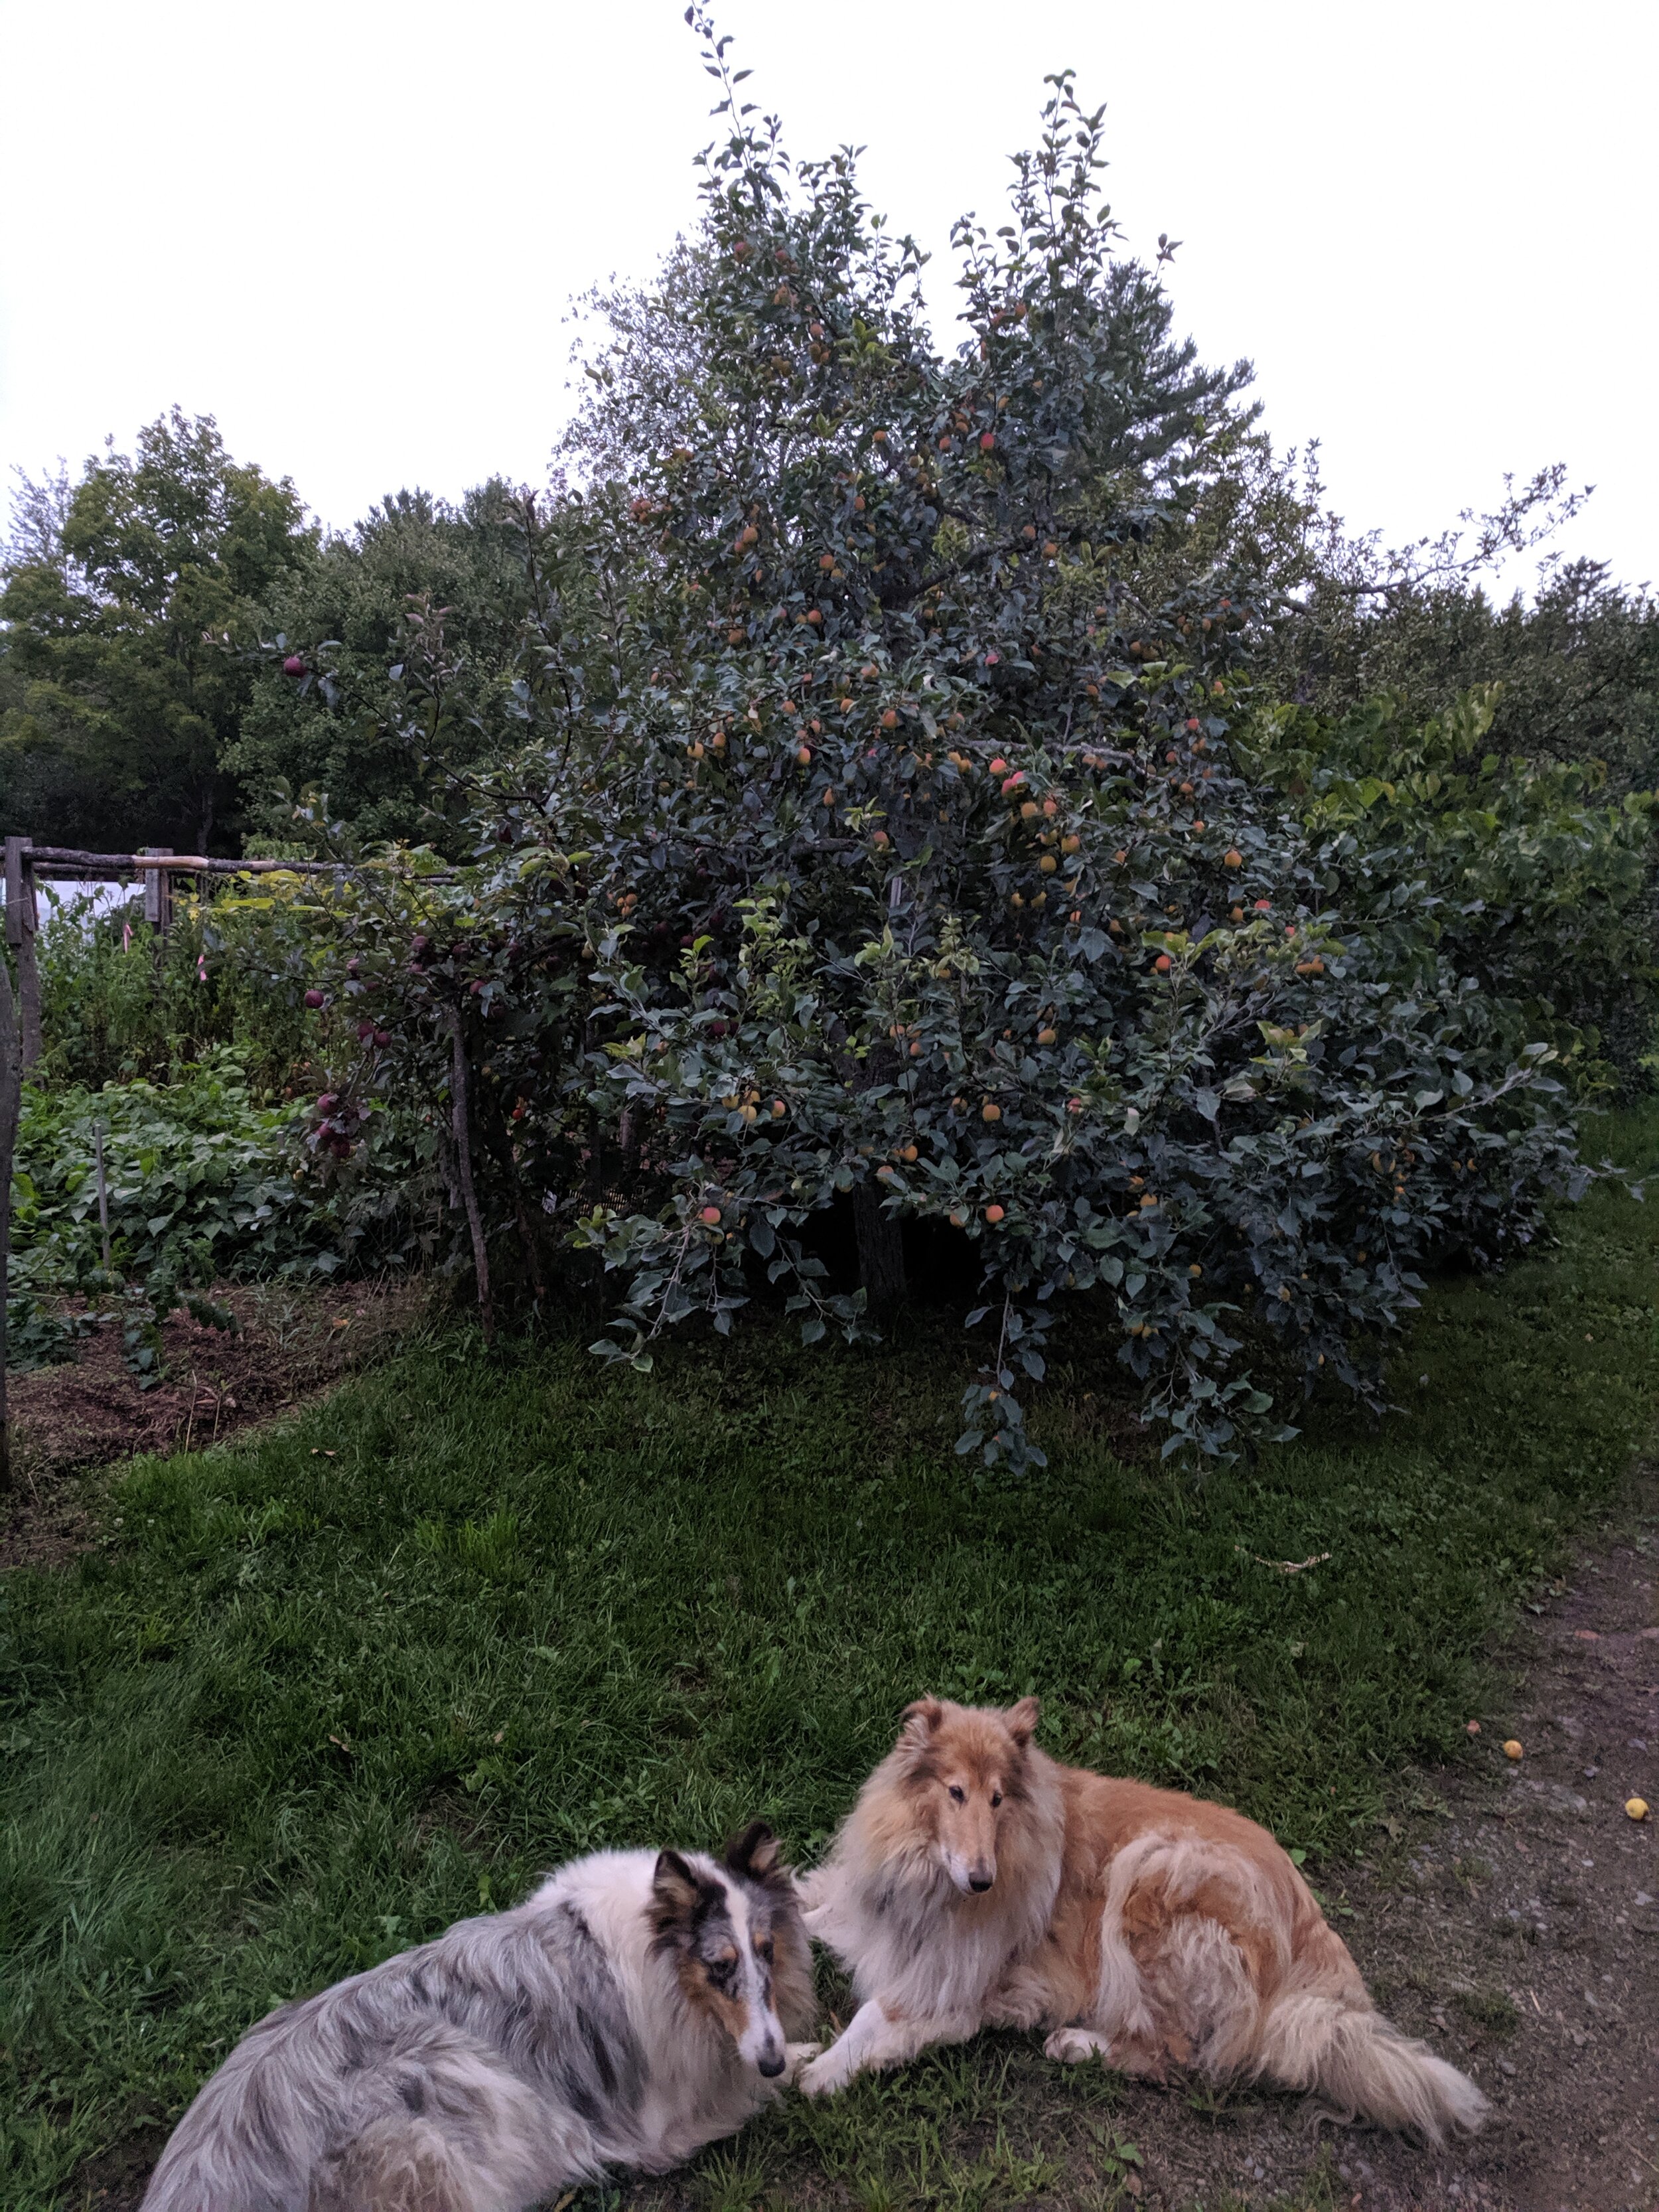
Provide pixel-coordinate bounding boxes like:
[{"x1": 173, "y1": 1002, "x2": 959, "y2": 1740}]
[{"x1": 757, "y1": 2050, "x2": 786, "y2": 2078}]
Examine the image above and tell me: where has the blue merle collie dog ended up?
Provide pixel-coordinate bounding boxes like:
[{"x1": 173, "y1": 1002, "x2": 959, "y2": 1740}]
[{"x1": 141, "y1": 1822, "x2": 818, "y2": 2211}]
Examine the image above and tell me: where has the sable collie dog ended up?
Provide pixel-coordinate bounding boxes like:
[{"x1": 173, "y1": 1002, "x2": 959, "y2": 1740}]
[
  {"x1": 798, "y1": 1698, "x2": 1486, "y2": 2141},
  {"x1": 142, "y1": 1823, "x2": 818, "y2": 2212}
]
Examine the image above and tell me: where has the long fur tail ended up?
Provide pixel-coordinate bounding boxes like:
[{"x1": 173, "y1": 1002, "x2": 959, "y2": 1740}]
[
  {"x1": 1256, "y1": 1994, "x2": 1488, "y2": 2142},
  {"x1": 310, "y1": 2116, "x2": 507, "y2": 2212}
]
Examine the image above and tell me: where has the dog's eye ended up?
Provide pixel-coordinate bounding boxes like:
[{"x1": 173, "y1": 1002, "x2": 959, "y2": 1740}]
[
  {"x1": 755, "y1": 1938, "x2": 774, "y2": 1962},
  {"x1": 948, "y1": 1784, "x2": 966, "y2": 1804},
  {"x1": 990, "y1": 1791, "x2": 1003, "y2": 1808}
]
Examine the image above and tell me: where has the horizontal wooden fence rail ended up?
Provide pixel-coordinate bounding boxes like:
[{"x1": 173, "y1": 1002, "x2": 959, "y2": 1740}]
[
  {"x1": 27, "y1": 846, "x2": 337, "y2": 876},
  {"x1": 5, "y1": 836, "x2": 346, "y2": 1057}
]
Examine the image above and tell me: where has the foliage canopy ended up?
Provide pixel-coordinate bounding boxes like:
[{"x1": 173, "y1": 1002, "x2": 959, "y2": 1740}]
[
  {"x1": 226, "y1": 22, "x2": 1652, "y2": 1468},
  {"x1": 0, "y1": 411, "x2": 313, "y2": 851},
  {"x1": 230, "y1": 482, "x2": 549, "y2": 851}
]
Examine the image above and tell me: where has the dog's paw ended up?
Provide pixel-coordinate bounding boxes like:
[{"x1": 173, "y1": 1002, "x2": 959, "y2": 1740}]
[
  {"x1": 781, "y1": 2041, "x2": 822, "y2": 2085},
  {"x1": 1044, "y1": 2025, "x2": 1112, "y2": 2065},
  {"x1": 794, "y1": 2051, "x2": 851, "y2": 2099}
]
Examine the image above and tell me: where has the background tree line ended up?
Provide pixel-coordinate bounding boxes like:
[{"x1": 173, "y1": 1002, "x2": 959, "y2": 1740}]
[{"x1": 3, "y1": 368, "x2": 1654, "y2": 861}]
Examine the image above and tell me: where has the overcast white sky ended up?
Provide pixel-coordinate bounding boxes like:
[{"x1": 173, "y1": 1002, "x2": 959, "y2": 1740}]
[{"x1": 3, "y1": 0, "x2": 1654, "y2": 596}]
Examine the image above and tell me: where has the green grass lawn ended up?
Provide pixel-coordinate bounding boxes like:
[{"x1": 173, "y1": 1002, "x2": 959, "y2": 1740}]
[{"x1": 3, "y1": 1107, "x2": 1657, "y2": 2211}]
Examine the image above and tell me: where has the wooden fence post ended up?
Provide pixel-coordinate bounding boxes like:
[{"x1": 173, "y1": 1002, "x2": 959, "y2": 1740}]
[
  {"x1": 141, "y1": 848, "x2": 175, "y2": 935},
  {"x1": 0, "y1": 944, "x2": 19, "y2": 1492},
  {"x1": 4, "y1": 836, "x2": 42, "y2": 1068}
]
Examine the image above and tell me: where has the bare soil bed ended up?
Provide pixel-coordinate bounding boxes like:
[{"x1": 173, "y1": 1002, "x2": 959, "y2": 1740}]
[{"x1": 0, "y1": 1279, "x2": 426, "y2": 1572}]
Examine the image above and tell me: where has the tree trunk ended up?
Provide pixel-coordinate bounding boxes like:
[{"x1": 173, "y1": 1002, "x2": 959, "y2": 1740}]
[
  {"x1": 447, "y1": 1007, "x2": 495, "y2": 1345},
  {"x1": 477, "y1": 1092, "x2": 547, "y2": 1303},
  {"x1": 0, "y1": 950, "x2": 21, "y2": 1491},
  {"x1": 852, "y1": 1182, "x2": 907, "y2": 1315},
  {"x1": 848, "y1": 1032, "x2": 908, "y2": 1315}
]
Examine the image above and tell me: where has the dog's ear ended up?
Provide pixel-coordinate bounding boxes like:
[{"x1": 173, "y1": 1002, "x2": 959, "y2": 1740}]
[
  {"x1": 900, "y1": 1695, "x2": 944, "y2": 1747},
  {"x1": 1004, "y1": 1695, "x2": 1041, "y2": 1749},
  {"x1": 650, "y1": 1848, "x2": 705, "y2": 1929},
  {"x1": 725, "y1": 1819, "x2": 782, "y2": 1881}
]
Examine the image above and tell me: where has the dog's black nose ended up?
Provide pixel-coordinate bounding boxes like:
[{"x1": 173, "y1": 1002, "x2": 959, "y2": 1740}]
[
  {"x1": 758, "y1": 2052, "x2": 786, "y2": 2077},
  {"x1": 970, "y1": 1876, "x2": 993, "y2": 1893}
]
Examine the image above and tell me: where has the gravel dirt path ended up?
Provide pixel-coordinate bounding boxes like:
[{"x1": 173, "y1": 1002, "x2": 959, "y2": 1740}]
[{"x1": 1084, "y1": 1471, "x2": 1659, "y2": 2212}]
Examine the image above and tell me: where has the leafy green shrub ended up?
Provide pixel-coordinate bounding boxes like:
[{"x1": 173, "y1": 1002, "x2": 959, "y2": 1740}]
[
  {"x1": 1114, "y1": 433, "x2": 1659, "y2": 806},
  {"x1": 1276, "y1": 553, "x2": 1659, "y2": 799},
  {"x1": 239, "y1": 31, "x2": 1652, "y2": 1471},
  {"x1": 1237, "y1": 687, "x2": 1656, "y2": 1096}
]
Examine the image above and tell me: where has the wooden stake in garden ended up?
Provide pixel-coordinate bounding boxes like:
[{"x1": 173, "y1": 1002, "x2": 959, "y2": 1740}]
[
  {"x1": 140, "y1": 846, "x2": 175, "y2": 935},
  {"x1": 94, "y1": 1119, "x2": 111, "y2": 1273}
]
